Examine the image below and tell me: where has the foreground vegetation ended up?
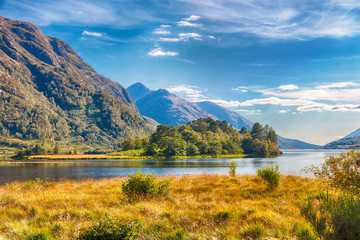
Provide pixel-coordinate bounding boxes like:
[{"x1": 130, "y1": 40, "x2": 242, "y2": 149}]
[{"x1": 0, "y1": 174, "x2": 322, "y2": 239}]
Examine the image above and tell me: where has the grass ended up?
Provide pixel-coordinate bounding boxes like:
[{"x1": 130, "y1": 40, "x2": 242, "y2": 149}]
[{"x1": 0, "y1": 174, "x2": 324, "y2": 239}]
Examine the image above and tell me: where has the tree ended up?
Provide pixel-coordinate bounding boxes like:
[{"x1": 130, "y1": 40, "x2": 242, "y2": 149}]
[
  {"x1": 251, "y1": 122, "x2": 264, "y2": 140},
  {"x1": 267, "y1": 128, "x2": 278, "y2": 144},
  {"x1": 54, "y1": 142, "x2": 61, "y2": 154},
  {"x1": 186, "y1": 143, "x2": 200, "y2": 156},
  {"x1": 121, "y1": 137, "x2": 135, "y2": 151},
  {"x1": 240, "y1": 126, "x2": 248, "y2": 135}
]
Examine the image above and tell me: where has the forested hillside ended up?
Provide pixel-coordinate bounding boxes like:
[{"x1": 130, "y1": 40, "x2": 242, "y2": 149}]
[
  {"x1": 0, "y1": 17, "x2": 152, "y2": 148},
  {"x1": 122, "y1": 118, "x2": 280, "y2": 157}
]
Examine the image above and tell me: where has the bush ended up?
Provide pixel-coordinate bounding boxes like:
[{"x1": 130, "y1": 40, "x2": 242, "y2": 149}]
[
  {"x1": 257, "y1": 165, "x2": 280, "y2": 188},
  {"x1": 122, "y1": 171, "x2": 170, "y2": 200},
  {"x1": 301, "y1": 192, "x2": 360, "y2": 240},
  {"x1": 26, "y1": 232, "x2": 50, "y2": 240},
  {"x1": 304, "y1": 149, "x2": 360, "y2": 194},
  {"x1": 229, "y1": 160, "x2": 238, "y2": 177},
  {"x1": 77, "y1": 217, "x2": 139, "y2": 240},
  {"x1": 241, "y1": 223, "x2": 265, "y2": 240}
]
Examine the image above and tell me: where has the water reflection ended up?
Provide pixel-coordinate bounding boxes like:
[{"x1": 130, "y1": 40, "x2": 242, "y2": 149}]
[{"x1": 0, "y1": 149, "x2": 348, "y2": 183}]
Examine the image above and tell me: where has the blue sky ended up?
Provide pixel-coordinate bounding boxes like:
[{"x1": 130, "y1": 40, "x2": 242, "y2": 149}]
[{"x1": 1, "y1": 0, "x2": 360, "y2": 145}]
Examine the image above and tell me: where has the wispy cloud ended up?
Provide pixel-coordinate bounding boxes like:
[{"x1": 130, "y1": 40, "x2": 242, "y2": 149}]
[
  {"x1": 147, "y1": 47, "x2": 178, "y2": 57},
  {"x1": 278, "y1": 84, "x2": 299, "y2": 90},
  {"x1": 177, "y1": 21, "x2": 203, "y2": 28},
  {"x1": 82, "y1": 30, "x2": 103, "y2": 37},
  {"x1": 159, "y1": 33, "x2": 202, "y2": 42},
  {"x1": 183, "y1": 15, "x2": 201, "y2": 21},
  {"x1": 260, "y1": 81, "x2": 360, "y2": 102},
  {"x1": 153, "y1": 29, "x2": 171, "y2": 35},
  {"x1": 167, "y1": 85, "x2": 205, "y2": 100},
  {"x1": 177, "y1": 0, "x2": 360, "y2": 39}
]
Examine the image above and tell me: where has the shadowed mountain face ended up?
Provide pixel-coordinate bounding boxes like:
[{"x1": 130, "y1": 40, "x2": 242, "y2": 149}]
[
  {"x1": 135, "y1": 89, "x2": 217, "y2": 126},
  {"x1": 277, "y1": 136, "x2": 320, "y2": 149},
  {"x1": 322, "y1": 128, "x2": 360, "y2": 149},
  {"x1": 195, "y1": 101, "x2": 253, "y2": 130},
  {"x1": 127, "y1": 82, "x2": 153, "y2": 102},
  {"x1": 0, "y1": 17, "x2": 151, "y2": 145},
  {"x1": 344, "y1": 128, "x2": 360, "y2": 138}
]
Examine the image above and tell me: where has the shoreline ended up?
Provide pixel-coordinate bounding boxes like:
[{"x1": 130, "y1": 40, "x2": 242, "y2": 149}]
[{"x1": 22, "y1": 153, "x2": 247, "y2": 160}]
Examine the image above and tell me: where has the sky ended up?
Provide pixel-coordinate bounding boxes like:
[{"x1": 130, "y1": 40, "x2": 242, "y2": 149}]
[{"x1": 1, "y1": 0, "x2": 360, "y2": 145}]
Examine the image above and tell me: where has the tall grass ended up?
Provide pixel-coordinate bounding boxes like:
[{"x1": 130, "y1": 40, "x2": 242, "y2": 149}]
[{"x1": 0, "y1": 175, "x2": 323, "y2": 239}]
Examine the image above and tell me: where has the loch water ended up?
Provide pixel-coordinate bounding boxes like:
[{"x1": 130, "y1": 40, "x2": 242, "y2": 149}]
[{"x1": 0, "y1": 149, "x2": 348, "y2": 183}]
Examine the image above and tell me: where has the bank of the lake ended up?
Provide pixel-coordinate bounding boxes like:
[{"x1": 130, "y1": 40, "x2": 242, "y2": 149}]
[
  {"x1": 24, "y1": 153, "x2": 246, "y2": 160},
  {"x1": 0, "y1": 174, "x2": 323, "y2": 240}
]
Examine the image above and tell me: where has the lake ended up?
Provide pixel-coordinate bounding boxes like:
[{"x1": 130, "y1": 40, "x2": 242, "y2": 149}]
[{"x1": 0, "y1": 149, "x2": 347, "y2": 183}]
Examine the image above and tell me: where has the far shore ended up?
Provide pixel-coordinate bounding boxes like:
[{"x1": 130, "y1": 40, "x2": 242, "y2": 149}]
[{"x1": 21, "y1": 153, "x2": 246, "y2": 160}]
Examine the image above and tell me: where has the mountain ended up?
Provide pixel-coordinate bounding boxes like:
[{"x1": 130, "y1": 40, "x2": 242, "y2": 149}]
[
  {"x1": 195, "y1": 101, "x2": 253, "y2": 130},
  {"x1": 277, "y1": 136, "x2": 320, "y2": 149},
  {"x1": 322, "y1": 128, "x2": 360, "y2": 149},
  {"x1": 344, "y1": 128, "x2": 360, "y2": 138},
  {"x1": 135, "y1": 89, "x2": 217, "y2": 126},
  {"x1": 127, "y1": 82, "x2": 153, "y2": 102},
  {"x1": 0, "y1": 16, "x2": 152, "y2": 146}
]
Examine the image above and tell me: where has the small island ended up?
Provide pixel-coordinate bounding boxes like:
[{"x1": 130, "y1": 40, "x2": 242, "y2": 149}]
[{"x1": 16, "y1": 118, "x2": 280, "y2": 160}]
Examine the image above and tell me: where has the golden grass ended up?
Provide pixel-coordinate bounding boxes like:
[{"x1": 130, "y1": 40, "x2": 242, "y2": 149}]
[{"x1": 0, "y1": 175, "x2": 323, "y2": 239}]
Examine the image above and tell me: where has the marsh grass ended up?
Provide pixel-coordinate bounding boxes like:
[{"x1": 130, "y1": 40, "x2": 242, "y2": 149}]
[{"x1": 0, "y1": 175, "x2": 323, "y2": 239}]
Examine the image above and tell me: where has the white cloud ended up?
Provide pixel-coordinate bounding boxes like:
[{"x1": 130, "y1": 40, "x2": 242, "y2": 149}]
[
  {"x1": 167, "y1": 85, "x2": 205, "y2": 100},
  {"x1": 208, "y1": 35, "x2": 216, "y2": 39},
  {"x1": 147, "y1": 47, "x2": 178, "y2": 57},
  {"x1": 177, "y1": 20, "x2": 203, "y2": 27},
  {"x1": 159, "y1": 33, "x2": 203, "y2": 42},
  {"x1": 236, "y1": 109, "x2": 262, "y2": 115},
  {"x1": 160, "y1": 24, "x2": 172, "y2": 28},
  {"x1": 279, "y1": 110, "x2": 288, "y2": 113},
  {"x1": 260, "y1": 82, "x2": 360, "y2": 102},
  {"x1": 278, "y1": 84, "x2": 299, "y2": 90},
  {"x1": 177, "y1": 0, "x2": 360, "y2": 39},
  {"x1": 316, "y1": 81, "x2": 358, "y2": 89},
  {"x1": 232, "y1": 86, "x2": 249, "y2": 91},
  {"x1": 153, "y1": 29, "x2": 171, "y2": 35},
  {"x1": 82, "y1": 30, "x2": 103, "y2": 37},
  {"x1": 183, "y1": 15, "x2": 201, "y2": 21},
  {"x1": 178, "y1": 33, "x2": 202, "y2": 40}
]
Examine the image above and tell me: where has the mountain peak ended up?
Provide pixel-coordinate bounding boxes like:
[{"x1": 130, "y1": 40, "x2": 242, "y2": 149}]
[
  {"x1": 127, "y1": 82, "x2": 153, "y2": 102},
  {"x1": 343, "y1": 128, "x2": 360, "y2": 139}
]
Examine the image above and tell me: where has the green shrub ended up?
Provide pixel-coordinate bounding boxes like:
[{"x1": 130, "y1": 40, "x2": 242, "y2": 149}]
[
  {"x1": 293, "y1": 222, "x2": 317, "y2": 240},
  {"x1": 229, "y1": 160, "x2": 238, "y2": 177},
  {"x1": 26, "y1": 232, "x2": 50, "y2": 240},
  {"x1": 301, "y1": 192, "x2": 360, "y2": 240},
  {"x1": 122, "y1": 171, "x2": 170, "y2": 200},
  {"x1": 241, "y1": 223, "x2": 265, "y2": 240},
  {"x1": 304, "y1": 149, "x2": 360, "y2": 194},
  {"x1": 77, "y1": 217, "x2": 139, "y2": 240},
  {"x1": 257, "y1": 165, "x2": 280, "y2": 188}
]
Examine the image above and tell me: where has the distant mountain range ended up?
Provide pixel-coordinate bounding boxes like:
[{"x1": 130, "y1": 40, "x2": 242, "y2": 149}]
[
  {"x1": 127, "y1": 83, "x2": 319, "y2": 149},
  {"x1": 0, "y1": 17, "x2": 152, "y2": 147},
  {"x1": 322, "y1": 128, "x2": 360, "y2": 149}
]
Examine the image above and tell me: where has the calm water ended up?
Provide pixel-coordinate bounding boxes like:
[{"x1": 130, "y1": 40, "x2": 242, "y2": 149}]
[{"x1": 0, "y1": 149, "x2": 347, "y2": 183}]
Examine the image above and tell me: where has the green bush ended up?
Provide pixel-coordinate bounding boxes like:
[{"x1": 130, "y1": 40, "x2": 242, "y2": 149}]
[
  {"x1": 304, "y1": 149, "x2": 360, "y2": 194},
  {"x1": 77, "y1": 217, "x2": 139, "y2": 240},
  {"x1": 257, "y1": 165, "x2": 280, "y2": 188},
  {"x1": 241, "y1": 223, "x2": 265, "y2": 240},
  {"x1": 26, "y1": 232, "x2": 50, "y2": 240},
  {"x1": 301, "y1": 192, "x2": 360, "y2": 240},
  {"x1": 122, "y1": 171, "x2": 170, "y2": 200},
  {"x1": 229, "y1": 160, "x2": 238, "y2": 177}
]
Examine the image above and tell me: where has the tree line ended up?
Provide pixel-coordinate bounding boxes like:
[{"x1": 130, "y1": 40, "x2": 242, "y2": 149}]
[{"x1": 121, "y1": 118, "x2": 280, "y2": 158}]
